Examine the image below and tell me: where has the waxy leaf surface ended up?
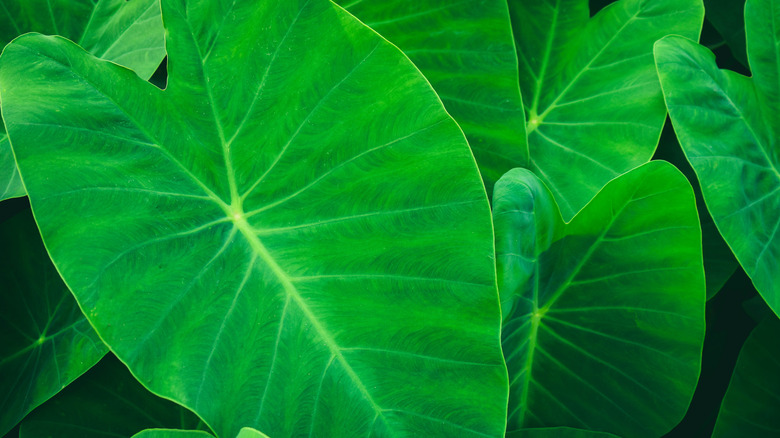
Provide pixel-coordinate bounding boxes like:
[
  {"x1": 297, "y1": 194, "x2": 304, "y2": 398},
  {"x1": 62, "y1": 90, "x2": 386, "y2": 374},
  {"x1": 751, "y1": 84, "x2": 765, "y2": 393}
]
[
  {"x1": 0, "y1": 0, "x2": 165, "y2": 202},
  {"x1": 494, "y1": 161, "x2": 705, "y2": 437},
  {"x1": 0, "y1": 209, "x2": 107, "y2": 436},
  {"x1": 19, "y1": 354, "x2": 205, "y2": 438},
  {"x1": 655, "y1": 0, "x2": 780, "y2": 316},
  {"x1": 508, "y1": 0, "x2": 704, "y2": 219},
  {"x1": 0, "y1": 0, "x2": 507, "y2": 437},
  {"x1": 341, "y1": 0, "x2": 528, "y2": 191},
  {"x1": 712, "y1": 318, "x2": 780, "y2": 437}
]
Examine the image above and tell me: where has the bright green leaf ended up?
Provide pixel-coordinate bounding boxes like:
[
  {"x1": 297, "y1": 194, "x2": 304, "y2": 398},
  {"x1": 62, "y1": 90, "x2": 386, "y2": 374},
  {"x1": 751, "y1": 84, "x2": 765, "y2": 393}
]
[
  {"x1": 236, "y1": 428, "x2": 271, "y2": 438},
  {"x1": 133, "y1": 430, "x2": 214, "y2": 438},
  {"x1": 0, "y1": 0, "x2": 507, "y2": 437},
  {"x1": 712, "y1": 318, "x2": 780, "y2": 437},
  {"x1": 508, "y1": 0, "x2": 704, "y2": 219},
  {"x1": 506, "y1": 427, "x2": 620, "y2": 438},
  {"x1": 340, "y1": 0, "x2": 528, "y2": 192},
  {"x1": 495, "y1": 161, "x2": 705, "y2": 437},
  {"x1": 0, "y1": 0, "x2": 165, "y2": 202},
  {"x1": 20, "y1": 354, "x2": 206, "y2": 438},
  {"x1": 654, "y1": 0, "x2": 780, "y2": 316},
  {"x1": 0, "y1": 208, "x2": 107, "y2": 436}
]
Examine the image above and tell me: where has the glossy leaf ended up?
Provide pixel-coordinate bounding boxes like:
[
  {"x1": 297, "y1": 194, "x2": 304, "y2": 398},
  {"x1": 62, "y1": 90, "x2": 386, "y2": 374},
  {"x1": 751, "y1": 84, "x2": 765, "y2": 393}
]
[
  {"x1": 341, "y1": 0, "x2": 528, "y2": 191},
  {"x1": 508, "y1": 0, "x2": 704, "y2": 219},
  {"x1": 133, "y1": 431, "x2": 214, "y2": 438},
  {"x1": 654, "y1": 0, "x2": 780, "y2": 316},
  {"x1": 0, "y1": 209, "x2": 107, "y2": 436},
  {"x1": 712, "y1": 318, "x2": 780, "y2": 437},
  {"x1": 506, "y1": 427, "x2": 619, "y2": 438},
  {"x1": 19, "y1": 354, "x2": 205, "y2": 438},
  {"x1": 0, "y1": 0, "x2": 165, "y2": 202},
  {"x1": 495, "y1": 161, "x2": 705, "y2": 437},
  {"x1": 0, "y1": 0, "x2": 507, "y2": 437}
]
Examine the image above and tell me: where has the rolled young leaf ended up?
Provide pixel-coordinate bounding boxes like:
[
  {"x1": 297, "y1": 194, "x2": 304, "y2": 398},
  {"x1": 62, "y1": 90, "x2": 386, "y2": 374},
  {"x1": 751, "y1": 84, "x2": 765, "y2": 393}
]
[
  {"x1": 508, "y1": 0, "x2": 704, "y2": 219},
  {"x1": 654, "y1": 0, "x2": 780, "y2": 316},
  {"x1": 0, "y1": 0, "x2": 507, "y2": 437},
  {"x1": 0, "y1": 208, "x2": 107, "y2": 436},
  {"x1": 495, "y1": 161, "x2": 705, "y2": 437},
  {"x1": 711, "y1": 318, "x2": 780, "y2": 437},
  {"x1": 340, "y1": 0, "x2": 528, "y2": 192},
  {"x1": 0, "y1": 0, "x2": 166, "y2": 202},
  {"x1": 19, "y1": 354, "x2": 205, "y2": 438}
]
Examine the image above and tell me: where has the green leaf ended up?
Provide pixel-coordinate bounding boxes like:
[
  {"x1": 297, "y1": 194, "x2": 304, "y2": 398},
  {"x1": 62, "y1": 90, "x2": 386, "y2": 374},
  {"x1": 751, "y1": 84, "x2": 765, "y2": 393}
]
[
  {"x1": 653, "y1": 122, "x2": 738, "y2": 299},
  {"x1": 0, "y1": 208, "x2": 107, "y2": 436},
  {"x1": 508, "y1": 0, "x2": 704, "y2": 219},
  {"x1": 340, "y1": 0, "x2": 528, "y2": 191},
  {"x1": 505, "y1": 427, "x2": 620, "y2": 438},
  {"x1": 133, "y1": 431, "x2": 214, "y2": 438},
  {"x1": 495, "y1": 161, "x2": 705, "y2": 437},
  {"x1": 654, "y1": 0, "x2": 780, "y2": 316},
  {"x1": 0, "y1": 0, "x2": 506, "y2": 437},
  {"x1": 20, "y1": 354, "x2": 206, "y2": 438},
  {"x1": 712, "y1": 318, "x2": 780, "y2": 437},
  {"x1": 0, "y1": 0, "x2": 165, "y2": 202},
  {"x1": 236, "y1": 428, "x2": 271, "y2": 438},
  {"x1": 703, "y1": 0, "x2": 748, "y2": 66}
]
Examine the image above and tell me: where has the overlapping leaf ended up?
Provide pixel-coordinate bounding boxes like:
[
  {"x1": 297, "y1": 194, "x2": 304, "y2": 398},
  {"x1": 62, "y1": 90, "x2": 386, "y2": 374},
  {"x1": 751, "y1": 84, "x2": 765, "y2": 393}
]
[
  {"x1": 655, "y1": 0, "x2": 780, "y2": 316},
  {"x1": 19, "y1": 354, "x2": 205, "y2": 438},
  {"x1": 341, "y1": 0, "x2": 528, "y2": 191},
  {"x1": 0, "y1": 209, "x2": 107, "y2": 436},
  {"x1": 0, "y1": 0, "x2": 165, "y2": 202},
  {"x1": 703, "y1": 0, "x2": 748, "y2": 66},
  {"x1": 495, "y1": 162, "x2": 705, "y2": 437},
  {"x1": 0, "y1": 0, "x2": 507, "y2": 437},
  {"x1": 712, "y1": 318, "x2": 780, "y2": 437},
  {"x1": 507, "y1": 0, "x2": 703, "y2": 219}
]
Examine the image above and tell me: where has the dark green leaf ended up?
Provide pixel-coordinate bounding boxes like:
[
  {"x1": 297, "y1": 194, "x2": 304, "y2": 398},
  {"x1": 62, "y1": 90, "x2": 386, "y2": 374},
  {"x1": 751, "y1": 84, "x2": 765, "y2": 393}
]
[
  {"x1": 495, "y1": 161, "x2": 705, "y2": 437},
  {"x1": 0, "y1": 0, "x2": 506, "y2": 437},
  {"x1": 703, "y1": 0, "x2": 748, "y2": 66},
  {"x1": 712, "y1": 318, "x2": 780, "y2": 437},
  {"x1": 508, "y1": 0, "x2": 704, "y2": 219},
  {"x1": 654, "y1": 0, "x2": 780, "y2": 316},
  {"x1": 133, "y1": 431, "x2": 214, "y2": 438},
  {"x1": 0, "y1": 209, "x2": 107, "y2": 436},
  {"x1": 506, "y1": 427, "x2": 620, "y2": 438},
  {"x1": 341, "y1": 0, "x2": 528, "y2": 192},
  {"x1": 0, "y1": 0, "x2": 165, "y2": 202},
  {"x1": 19, "y1": 354, "x2": 205, "y2": 438}
]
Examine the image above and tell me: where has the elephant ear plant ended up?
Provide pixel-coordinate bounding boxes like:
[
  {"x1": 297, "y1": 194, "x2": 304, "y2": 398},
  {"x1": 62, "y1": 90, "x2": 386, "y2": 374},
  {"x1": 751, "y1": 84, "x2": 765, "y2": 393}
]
[
  {"x1": 1, "y1": 0, "x2": 779, "y2": 436},
  {"x1": 0, "y1": 0, "x2": 506, "y2": 436}
]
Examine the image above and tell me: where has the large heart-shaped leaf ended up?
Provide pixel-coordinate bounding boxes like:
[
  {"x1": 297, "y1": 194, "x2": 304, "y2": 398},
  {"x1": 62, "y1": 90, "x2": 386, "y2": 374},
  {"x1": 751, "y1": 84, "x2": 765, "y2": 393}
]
[
  {"x1": 0, "y1": 0, "x2": 165, "y2": 202},
  {"x1": 0, "y1": 208, "x2": 107, "y2": 436},
  {"x1": 654, "y1": 0, "x2": 780, "y2": 316},
  {"x1": 341, "y1": 0, "x2": 528, "y2": 191},
  {"x1": 507, "y1": 0, "x2": 703, "y2": 219},
  {"x1": 494, "y1": 161, "x2": 705, "y2": 437},
  {"x1": 711, "y1": 318, "x2": 780, "y2": 437},
  {"x1": 19, "y1": 354, "x2": 205, "y2": 438},
  {"x1": 0, "y1": 0, "x2": 507, "y2": 437}
]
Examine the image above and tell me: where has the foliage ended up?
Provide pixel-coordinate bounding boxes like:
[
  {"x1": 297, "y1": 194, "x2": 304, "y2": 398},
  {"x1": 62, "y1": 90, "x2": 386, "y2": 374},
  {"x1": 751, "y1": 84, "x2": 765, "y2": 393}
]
[{"x1": 0, "y1": 0, "x2": 778, "y2": 437}]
